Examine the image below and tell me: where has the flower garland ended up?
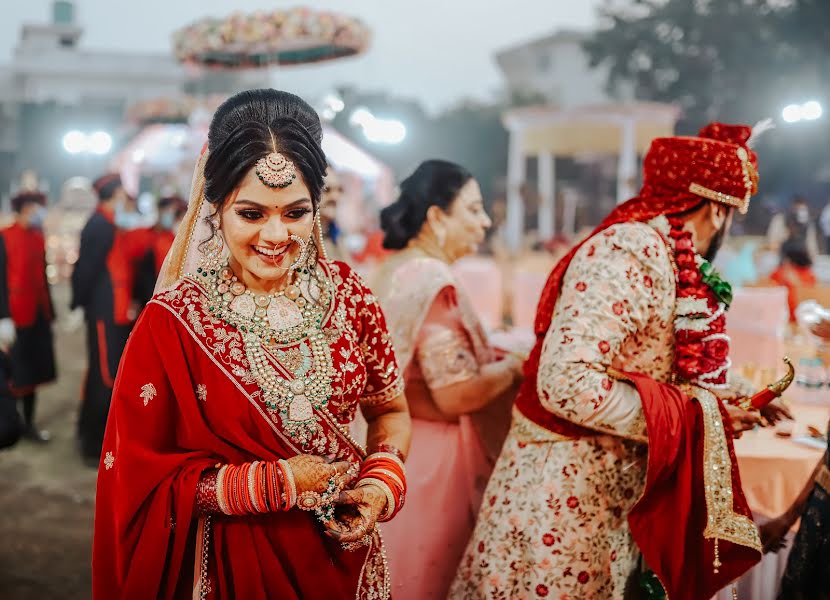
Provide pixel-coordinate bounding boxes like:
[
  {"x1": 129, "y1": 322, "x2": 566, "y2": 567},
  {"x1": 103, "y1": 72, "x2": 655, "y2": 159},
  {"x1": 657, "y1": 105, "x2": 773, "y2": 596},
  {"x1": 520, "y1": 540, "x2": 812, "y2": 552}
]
[{"x1": 649, "y1": 216, "x2": 732, "y2": 390}]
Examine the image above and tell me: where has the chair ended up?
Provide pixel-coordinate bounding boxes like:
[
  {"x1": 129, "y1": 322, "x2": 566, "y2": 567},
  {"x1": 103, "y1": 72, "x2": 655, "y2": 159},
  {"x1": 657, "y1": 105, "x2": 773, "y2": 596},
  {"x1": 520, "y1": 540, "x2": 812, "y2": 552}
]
[
  {"x1": 451, "y1": 256, "x2": 504, "y2": 331},
  {"x1": 510, "y1": 269, "x2": 549, "y2": 330},
  {"x1": 728, "y1": 287, "x2": 789, "y2": 369}
]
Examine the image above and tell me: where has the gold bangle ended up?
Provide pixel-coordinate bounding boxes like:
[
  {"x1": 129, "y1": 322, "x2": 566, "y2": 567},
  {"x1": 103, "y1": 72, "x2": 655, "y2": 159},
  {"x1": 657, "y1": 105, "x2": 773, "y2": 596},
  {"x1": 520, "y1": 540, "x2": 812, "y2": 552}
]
[
  {"x1": 248, "y1": 461, "x2": 263, "y2": 513},
  {"x1": 215, "y1": 465, "x2": 230, "y2": 515},
  {"x1": 358, "y1": 477, "x2": 395, "y2": 521},
  {"x1": 279, "y1": 460, "x2": 297, "y2": 509}
]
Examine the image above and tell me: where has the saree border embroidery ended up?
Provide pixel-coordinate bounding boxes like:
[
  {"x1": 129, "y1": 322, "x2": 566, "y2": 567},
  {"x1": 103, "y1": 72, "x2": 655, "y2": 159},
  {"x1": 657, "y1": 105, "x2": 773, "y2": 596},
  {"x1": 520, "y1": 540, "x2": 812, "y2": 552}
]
[
  {"x1": 417, "y1": 328, "x2": 479, "y2": 389},
  {"x1": 192, "y1": 516, "x2": 212, "y2": 600},
  {"x1": 355, "y1": 529, "x2": 391, "y2": 600},
  {"x1": 688, "y1": 385, "x2": 762, "y2": 552},
  {"x1": 150, "y1": 290, "x2": 302, "y2": 455}
]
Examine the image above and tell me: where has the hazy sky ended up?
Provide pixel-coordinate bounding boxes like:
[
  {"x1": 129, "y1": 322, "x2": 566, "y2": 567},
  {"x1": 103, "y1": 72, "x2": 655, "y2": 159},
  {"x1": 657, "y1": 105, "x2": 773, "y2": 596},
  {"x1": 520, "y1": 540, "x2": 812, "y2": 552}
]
[{"x1": 1, "y1": 0, "x2": 600, "y2": 112}]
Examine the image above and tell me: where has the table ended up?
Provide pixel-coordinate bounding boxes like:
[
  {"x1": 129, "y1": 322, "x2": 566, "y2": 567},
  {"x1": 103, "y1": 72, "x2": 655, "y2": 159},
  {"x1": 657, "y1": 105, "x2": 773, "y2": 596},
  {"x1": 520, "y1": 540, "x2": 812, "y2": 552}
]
[{"x1": 715, "y1": 402, "x2": 827, "y2": 599}]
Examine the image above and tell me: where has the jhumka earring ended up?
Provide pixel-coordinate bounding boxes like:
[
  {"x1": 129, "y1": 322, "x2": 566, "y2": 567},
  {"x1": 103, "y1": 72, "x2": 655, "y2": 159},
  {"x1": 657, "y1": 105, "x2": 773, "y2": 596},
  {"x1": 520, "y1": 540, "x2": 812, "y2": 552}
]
[
  {"x1": 199, "y1": 217, "x2": 225, "y2": 274},
  {"x1": 314, "y1": 210, "x2": 329, "y2": 261}
]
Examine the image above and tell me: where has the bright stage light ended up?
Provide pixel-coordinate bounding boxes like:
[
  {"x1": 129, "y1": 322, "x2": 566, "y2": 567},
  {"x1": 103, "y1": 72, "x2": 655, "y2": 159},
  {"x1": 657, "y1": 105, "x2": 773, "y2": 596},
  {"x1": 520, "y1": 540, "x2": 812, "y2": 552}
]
[
  {"x1": 88, "y1": 131, "x2": 113, "y2": 155},
  {"x1": 802, "y1": 100, "x2": 823, "y2": 121},
  {"x1": 363, "y1": 118, "x2": 406, "y2": 144},
  {"x1": 62, "y1": 130, "x2": 86, "y2": 154},
  {"x1": 782, "y1": 104, "x2": 803, "y2": 123}
]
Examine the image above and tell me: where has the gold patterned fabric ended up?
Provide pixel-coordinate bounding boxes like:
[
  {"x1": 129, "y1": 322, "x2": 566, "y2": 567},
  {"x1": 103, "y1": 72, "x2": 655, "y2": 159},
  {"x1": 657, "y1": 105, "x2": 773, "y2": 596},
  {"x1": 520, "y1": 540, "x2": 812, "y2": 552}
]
[{"x1": 685, "y1": 385, "x2": 762, "y2": 552}]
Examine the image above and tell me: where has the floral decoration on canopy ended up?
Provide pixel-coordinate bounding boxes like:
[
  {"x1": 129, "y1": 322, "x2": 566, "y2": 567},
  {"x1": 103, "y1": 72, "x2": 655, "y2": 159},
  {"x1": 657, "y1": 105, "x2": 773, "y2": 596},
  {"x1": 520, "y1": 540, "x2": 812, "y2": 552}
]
[{"x1": 173, "y1": 8, "x2": 371, "y2": 69}]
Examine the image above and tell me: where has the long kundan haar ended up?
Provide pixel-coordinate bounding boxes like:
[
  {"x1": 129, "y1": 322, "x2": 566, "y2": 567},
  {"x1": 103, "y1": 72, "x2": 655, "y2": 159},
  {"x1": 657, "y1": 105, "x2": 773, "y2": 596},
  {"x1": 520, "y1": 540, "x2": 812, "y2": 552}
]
[{"x1": 200, "y1": 242, "x2": 336, "y2": 447}]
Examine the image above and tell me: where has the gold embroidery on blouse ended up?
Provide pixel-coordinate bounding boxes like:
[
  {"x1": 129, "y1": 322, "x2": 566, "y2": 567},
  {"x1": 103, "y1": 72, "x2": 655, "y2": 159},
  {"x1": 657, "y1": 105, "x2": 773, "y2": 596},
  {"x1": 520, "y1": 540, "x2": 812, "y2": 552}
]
[
  {"x1": 686, "y1": 385, "x2": 762, "y2": 553},
  {"x1": 361, "y1": 376, "x2": 404, "y2": 408},
  {"x1": 417, "y1": 328, "x2": 479, "y2": 389}
]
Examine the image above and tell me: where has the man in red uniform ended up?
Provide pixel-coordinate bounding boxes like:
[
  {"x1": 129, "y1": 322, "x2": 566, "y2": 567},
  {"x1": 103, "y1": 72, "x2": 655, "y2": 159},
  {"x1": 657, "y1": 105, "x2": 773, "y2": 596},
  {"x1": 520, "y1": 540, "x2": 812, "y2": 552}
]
[
  {"x1": 71, "y1": 174, "x2": 135, "y2": 463},
  {"x1": 134, "y1": 194, "x2": 186, "y2": 307},
  {"x1": 0, "y1": 191, "x2": 57, "y2": 442}
]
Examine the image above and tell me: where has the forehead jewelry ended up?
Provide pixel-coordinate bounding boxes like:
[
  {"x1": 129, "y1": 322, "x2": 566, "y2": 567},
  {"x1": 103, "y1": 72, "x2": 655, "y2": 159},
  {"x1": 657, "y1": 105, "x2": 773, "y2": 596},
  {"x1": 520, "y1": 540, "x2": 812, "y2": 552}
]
[{"x1": 255, "y1": 151, "x2": 297, "y2": 189}]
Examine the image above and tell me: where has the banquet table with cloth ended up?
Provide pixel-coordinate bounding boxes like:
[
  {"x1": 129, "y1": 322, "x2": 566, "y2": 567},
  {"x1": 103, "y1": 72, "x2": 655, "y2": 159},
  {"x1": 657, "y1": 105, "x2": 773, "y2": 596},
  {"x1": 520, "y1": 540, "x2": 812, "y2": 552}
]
[{"x1": 715, "y1": 400, "x2": 828, "y2": 599}]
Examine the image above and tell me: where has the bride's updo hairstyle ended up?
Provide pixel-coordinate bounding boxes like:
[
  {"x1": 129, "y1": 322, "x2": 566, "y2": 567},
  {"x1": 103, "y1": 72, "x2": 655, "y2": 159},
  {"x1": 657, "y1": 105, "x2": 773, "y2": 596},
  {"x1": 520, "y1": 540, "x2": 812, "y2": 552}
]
[{"x1": 203, "y1": 89, "x2": 328, "y2": 213}]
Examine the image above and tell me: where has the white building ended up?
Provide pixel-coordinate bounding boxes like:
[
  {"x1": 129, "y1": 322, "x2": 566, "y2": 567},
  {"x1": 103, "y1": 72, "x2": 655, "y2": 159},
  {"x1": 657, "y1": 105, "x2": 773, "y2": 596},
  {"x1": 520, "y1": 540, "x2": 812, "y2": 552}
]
[{"x1": 495, "y1": 29, "x2": 631, "y2": 107}]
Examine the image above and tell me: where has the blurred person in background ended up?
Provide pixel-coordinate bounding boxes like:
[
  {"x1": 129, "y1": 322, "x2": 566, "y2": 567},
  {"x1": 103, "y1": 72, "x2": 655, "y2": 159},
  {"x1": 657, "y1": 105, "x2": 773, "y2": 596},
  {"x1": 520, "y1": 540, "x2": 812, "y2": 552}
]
[
  {"x1": 71, "y1": 174, "x2": 136, "y2": 464},
  {"x1": 760, "y1": 309, "x2": 830, "y2": 597},
  {"x1": 0, "y1": 349, "x2": 21, "y2": 450},
  {"x1": 373, "y1": 160, "x2": 523, "y2": 599},
  {"x1": 766, "y1": 237, "x2": 816, "y2": 322},
  {"x1": 0, "y1": 191, "x2": 56, "y2": 442},
  {"x1": 134, "y1": 194, "x2": 187, "y2": 307},
  {"x1": 319, "y1": 167, "x2": 348, "y2": 261},
  {"x1": 767, "y1": 195, "x2": 819, "y2": 258},
  {"x1": 819, "y1": 196, "x2": 830, "y2": 253},
  {"x1": 760, "y1": 433, "x2": 829, "y2": 597}
]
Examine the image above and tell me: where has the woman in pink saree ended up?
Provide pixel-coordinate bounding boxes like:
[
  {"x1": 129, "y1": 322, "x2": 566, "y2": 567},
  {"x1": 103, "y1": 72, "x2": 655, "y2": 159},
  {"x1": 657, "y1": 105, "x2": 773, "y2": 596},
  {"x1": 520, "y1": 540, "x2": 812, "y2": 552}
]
[{"x1": 372, "y1": 160, "x2": 524, "y2": 599}]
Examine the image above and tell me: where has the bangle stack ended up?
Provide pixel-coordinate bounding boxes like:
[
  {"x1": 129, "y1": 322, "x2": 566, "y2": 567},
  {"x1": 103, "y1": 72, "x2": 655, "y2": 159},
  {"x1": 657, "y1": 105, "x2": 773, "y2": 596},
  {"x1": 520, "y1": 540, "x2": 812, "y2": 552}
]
[
  {"x1": 196, "y1": 460, "x2": 299, "y2": 516},
  {"x1": 357, "y1": 447, "x2": 407, "y2": 522}
]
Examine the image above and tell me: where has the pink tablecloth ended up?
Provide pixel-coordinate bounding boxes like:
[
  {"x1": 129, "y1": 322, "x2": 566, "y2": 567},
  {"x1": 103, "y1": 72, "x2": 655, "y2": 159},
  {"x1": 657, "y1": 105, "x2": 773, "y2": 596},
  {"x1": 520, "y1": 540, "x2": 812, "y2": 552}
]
[{"x1": 733, "y1": 402, "x2": 828, "y2": 517}]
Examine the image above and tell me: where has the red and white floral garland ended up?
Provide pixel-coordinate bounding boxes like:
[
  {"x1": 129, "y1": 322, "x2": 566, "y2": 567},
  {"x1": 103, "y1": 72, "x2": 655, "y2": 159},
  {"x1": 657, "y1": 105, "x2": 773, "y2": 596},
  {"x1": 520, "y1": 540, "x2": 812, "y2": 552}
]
[{"x1": 649, "y1": 215, "x2": 731, "y2": 390}]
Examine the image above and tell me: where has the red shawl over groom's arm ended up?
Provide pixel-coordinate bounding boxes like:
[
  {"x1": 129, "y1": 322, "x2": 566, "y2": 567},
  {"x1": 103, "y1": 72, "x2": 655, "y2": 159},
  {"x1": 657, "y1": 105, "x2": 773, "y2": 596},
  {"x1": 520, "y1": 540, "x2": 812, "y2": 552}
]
[{"x1": 622, "y1": 371, "x2": 761, "y2": 600}]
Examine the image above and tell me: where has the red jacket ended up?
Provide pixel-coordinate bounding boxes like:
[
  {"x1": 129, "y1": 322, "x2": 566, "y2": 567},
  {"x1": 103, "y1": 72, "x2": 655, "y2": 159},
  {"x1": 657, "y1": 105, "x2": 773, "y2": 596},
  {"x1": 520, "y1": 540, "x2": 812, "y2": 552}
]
[{"x1": 0, "y1": 223, "x2": 53, "y2": 327}]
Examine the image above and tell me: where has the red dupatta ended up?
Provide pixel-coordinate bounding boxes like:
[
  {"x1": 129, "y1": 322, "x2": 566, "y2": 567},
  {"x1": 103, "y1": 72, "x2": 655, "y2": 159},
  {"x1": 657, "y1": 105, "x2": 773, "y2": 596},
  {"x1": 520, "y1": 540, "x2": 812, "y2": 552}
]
[{"x1": 93, "y1": 271, "x2": 390, "y2": 600}]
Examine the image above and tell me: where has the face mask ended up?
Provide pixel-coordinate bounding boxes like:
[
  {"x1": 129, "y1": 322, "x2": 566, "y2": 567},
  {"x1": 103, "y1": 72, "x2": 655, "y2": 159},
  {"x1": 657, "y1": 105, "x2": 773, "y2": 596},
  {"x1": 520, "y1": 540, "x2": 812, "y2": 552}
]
[
  {"x1": 114, "y1": 207, "x2": 141, "y2": 230},
  {"x1": 28, "y1": 206, "x2": 46, "y2": 229},
  {"x1": 796, "y1": 207, "x2": 809, "y2": 224},
  {"x1": 159, "y1": 211, "x2": 176, "y2": 231}
]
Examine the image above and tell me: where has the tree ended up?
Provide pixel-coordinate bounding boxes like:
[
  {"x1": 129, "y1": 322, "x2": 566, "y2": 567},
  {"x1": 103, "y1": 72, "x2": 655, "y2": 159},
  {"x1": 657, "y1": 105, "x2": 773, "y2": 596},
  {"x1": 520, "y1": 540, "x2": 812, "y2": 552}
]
[{"x1": 584, "y1": 0, "x2": 830, "y2": 207}]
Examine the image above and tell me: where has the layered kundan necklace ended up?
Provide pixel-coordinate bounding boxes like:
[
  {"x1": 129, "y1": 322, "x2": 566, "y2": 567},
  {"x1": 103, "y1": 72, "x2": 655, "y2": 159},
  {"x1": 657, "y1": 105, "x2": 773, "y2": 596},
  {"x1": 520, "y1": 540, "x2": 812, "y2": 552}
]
[
  {"x1": 200, "y1": 261, "x2": 335, "y2": 445},
  {"x1": 648, "y1": 215, "x2": 734, "y2": 390}
]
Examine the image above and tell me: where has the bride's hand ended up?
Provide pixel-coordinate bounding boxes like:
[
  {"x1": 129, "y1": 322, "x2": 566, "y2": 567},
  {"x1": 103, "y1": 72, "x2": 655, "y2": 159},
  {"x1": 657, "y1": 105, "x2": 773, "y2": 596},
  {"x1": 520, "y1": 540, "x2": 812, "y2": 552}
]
[
  {"x1": 286, "y1": 454, "x2": 356, "y2": 496},
  {"x1": 325, "y1": 484, "x2": 388, "y2": 543}
]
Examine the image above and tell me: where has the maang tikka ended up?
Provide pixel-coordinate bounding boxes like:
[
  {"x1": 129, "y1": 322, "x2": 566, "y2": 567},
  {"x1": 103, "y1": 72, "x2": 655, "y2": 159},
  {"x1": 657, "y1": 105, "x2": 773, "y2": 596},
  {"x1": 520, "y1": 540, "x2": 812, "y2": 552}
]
[{"x1": 256, "y1": 151, "x2": 297, "y2": 188}]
